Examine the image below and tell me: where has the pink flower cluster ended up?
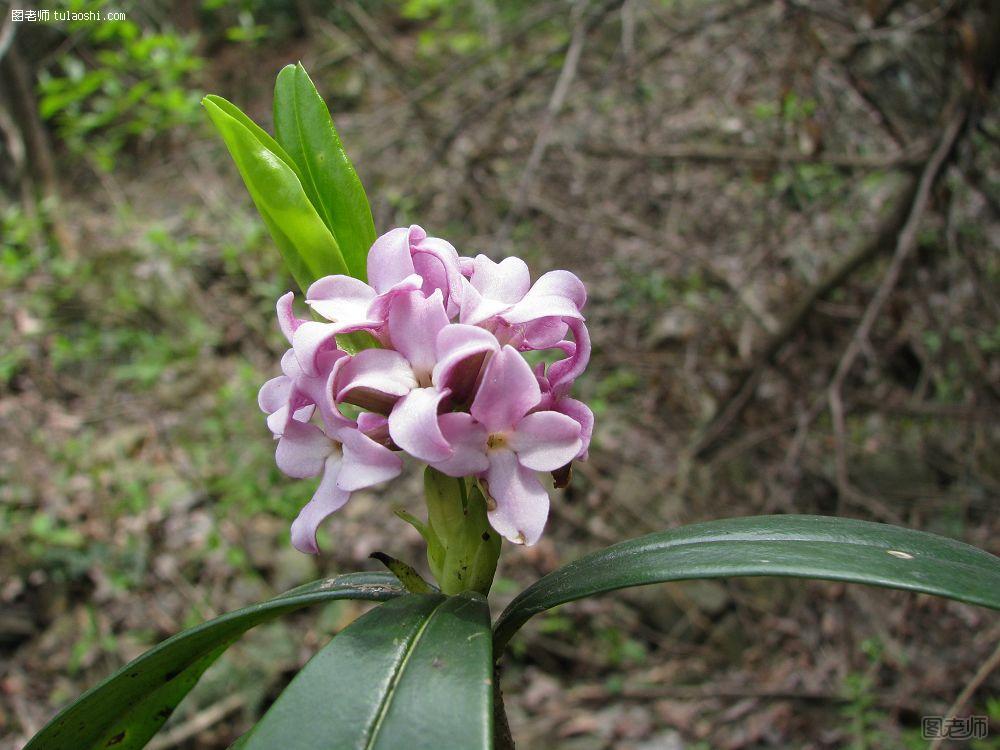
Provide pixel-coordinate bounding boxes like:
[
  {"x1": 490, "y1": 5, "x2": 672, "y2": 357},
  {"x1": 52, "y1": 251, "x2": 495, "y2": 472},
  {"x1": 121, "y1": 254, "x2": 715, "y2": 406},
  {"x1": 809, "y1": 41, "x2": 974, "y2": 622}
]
[{"x1": 259, "y1": 226, "x2": 593, "y2": 553}]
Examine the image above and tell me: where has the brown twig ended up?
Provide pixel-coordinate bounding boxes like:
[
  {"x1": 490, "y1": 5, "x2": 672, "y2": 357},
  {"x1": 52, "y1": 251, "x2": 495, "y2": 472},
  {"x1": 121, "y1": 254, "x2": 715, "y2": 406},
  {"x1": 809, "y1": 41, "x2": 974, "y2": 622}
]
[
  {"x1": 827, "y1": 102, "x2": 967, "y2": 504},
  {"x1": 691, "y1": 174, "x2": 918, "y2": 458},
  {"x1": 0, "y1": 5, "x2": 18, "y2": 65},
  {"x1": 433, "y1": 0, "x2": 624, "y2": 160},
  {"x1": 929, "y1": 636, "x2": 1000, "y2": 750},
  {"x1": 581, "y1": 141, "x2": 927, "y2": 170},
  {"x1": 496, "y1": 2, "x2": 589, "y2": 248},
  {"x1": 566, "y1": 683, "x2": 929, "y2": 714},
  {"x1": 341, "y1": 1, "x2": 438, "y2": 141},
  {"x1": 694, "y1": 100, "x2": 968, "y2": 463},
  {"x1": 145, "y1": 694, "x2": 245, "y2": 750}
]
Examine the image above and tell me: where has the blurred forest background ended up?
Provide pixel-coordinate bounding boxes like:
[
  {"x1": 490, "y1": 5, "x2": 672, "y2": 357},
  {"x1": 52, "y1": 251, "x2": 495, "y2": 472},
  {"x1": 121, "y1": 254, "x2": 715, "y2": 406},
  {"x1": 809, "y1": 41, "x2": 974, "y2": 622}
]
[{"x1": 1, "y1": 0, "x2": 998, "y2": 747}]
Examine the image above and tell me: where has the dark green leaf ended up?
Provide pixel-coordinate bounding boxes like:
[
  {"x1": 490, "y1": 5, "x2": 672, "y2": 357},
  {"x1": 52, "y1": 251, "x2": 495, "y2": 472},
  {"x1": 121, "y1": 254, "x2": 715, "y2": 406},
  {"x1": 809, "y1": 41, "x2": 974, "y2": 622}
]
[
  {"x1": 493, "y1": 515, "x2": 1000, "y2": 651},
  {"x1": 26, "y1": 573, "x2": 403, "y2": 750},
  {"x1": 274, "y1": 63, "x2": 375, "y2": 282},
  {"x1": 203, "y1": 95, "x2": 350, "y2": 291},
  {"x1": 369, "y1": 551, "x2": 436, "y2": 593},
  {"x1": 242, "y1": 593, "x2": 493, "y2": 750}
]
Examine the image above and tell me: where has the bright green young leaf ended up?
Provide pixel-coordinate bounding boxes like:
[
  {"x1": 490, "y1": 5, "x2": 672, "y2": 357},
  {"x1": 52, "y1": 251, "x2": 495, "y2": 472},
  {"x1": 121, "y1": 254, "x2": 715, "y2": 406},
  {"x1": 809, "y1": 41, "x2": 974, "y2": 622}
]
[
  {"x1": 493, "y1": 515, "x2": 1000, "y2": 651},
  {"x1": 274, "y1": 63, "x2": 375, "y2": 282},
  {"x1": 203, "y1": 94, "x2": 299, "y2": 175},
  {"x1": 26, "y1": 573, "x2": 403, "y2": 750},
  {"x1": 203, "y1": 95, "x2": 350, "y2": 291},
  {"x1": 241, "y1": 593, "x2": 493, "y2": 750}
]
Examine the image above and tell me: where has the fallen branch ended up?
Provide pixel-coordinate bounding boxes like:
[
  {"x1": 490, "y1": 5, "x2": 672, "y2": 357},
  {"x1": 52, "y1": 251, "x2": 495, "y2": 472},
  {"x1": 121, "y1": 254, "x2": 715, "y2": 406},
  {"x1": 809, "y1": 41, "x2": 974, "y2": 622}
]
[
  {"x1": 693, "y1": 101, "x2": 967, "y2": 461},
  {"x1": 433, "y1": 0, "x2": 623, "y2": 160},
  {"x1": 691, "y1": 175, "x2": 918, "y2": 458},
  {"x1": 930, "y1": 634, "x2": 1000, "y2": 750},
  {"x1": 581, "y1": 141, "x2": 928, "y2": 170},
  {"x1": 146, "y1": 694, "x2": 245, "y2": 750},
  {"x1": 496, "y1": 3, "x2": 589, "y2": 246}
]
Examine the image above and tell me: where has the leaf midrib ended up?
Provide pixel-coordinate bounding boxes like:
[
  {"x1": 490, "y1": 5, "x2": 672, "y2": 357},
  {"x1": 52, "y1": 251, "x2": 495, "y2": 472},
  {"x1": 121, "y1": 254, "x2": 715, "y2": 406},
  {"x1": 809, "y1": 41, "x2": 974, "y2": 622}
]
[
  {"x1": 361, "y1": 598, "x2": 447, "y2": 750},
  {"x1": 287, "y1": 72, "x2": 336, "y2": 235}
]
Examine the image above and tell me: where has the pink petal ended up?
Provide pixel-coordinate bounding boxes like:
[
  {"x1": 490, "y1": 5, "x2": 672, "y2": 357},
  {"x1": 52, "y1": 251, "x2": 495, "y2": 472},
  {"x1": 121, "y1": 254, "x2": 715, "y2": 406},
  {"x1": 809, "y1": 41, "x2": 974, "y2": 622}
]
[
  {"x1": 547, "y1": 317, "x2": 591, "y2": 393},
  {"x1": 336, "y1": 429, "x2": 403, "y2": 491},
  {"x1": 280, "y1": 348, "x2": 304, "y2": 379},
  {"x1": 277, "y1": 291, "x2": 303, "y2": 343},
  {"x1": 312, "y1": 365, "x2": 354, "y2": 435},
  {"x1": 365, "y1": 274, "x2": 424, "y2": 324},
  {"x1": 387, "y1": 290, "x2": 449, "y2": 380},
  {"x1": 412, "y1": 236, "x2": 463, "y2": 314},
  {"x1": 484, "y1": 449, "x2": 549, "y2": 545},
  {"x1": 431, "y1": 413, "x2": 489, "y2": 477},
  {"x1": 357, "y1": 411, "x2": 391, "y2": 444},
  {"x1": 503, "y1": 270, "x2": 586, "y2": 324},
  {"x1": 294, "y1": 349, "x2": 348, "y2": 410},
  {"x1": 266, "y1": 404, "x2": 290, "y2": 435},
  {"x1": 333, "y1": 348, "x2": 417, "y2": 414},
  {"x1": 519, "y1": 317, "x2": 570, "y2": 349},
  {"x1": 470, "y1": 255, "x2": 531, "y2": 303},
  {"x1": 259, "y1": 375, "x2": 292, "y2": 414},
  {"x1": 432, "y1": 323, "x2": 499, "y2": 403},
  {"x1": 275, "y1": 420, "x2": 334, "y2": 478},
  {"x1": 509, "y1": 411, "x2": 582, "y2": 471},
  {"x1": 554, "y1": 397, "x2": 594, "y2": 460},
  {"x1": 388, "y1": 387, "x2": 453, "y2": 463},
  {"x1": 290, "y1": 454, "x2": 350, "y2": 554},
  {"x1": 529, "y1": 270, "x2": 587, "y2": 308},
  {"x1": 503, "y1": 296, "x2": 582, "y2": 325},
  {"x1": 306, "y1": 275, "x2": 378, "y2": 327},
  {"x1": 291, "y1": 321, "x2": 342, "y2": 376},
  {"x1": 459, "y1": 255, "x2": 532, "y2": 326},
  {"x1": 367, "y1": 225, "x2": 425, "y2": 294},
  {"x1": 470, "y1": 346, "x2": 541, "y2": 432}
]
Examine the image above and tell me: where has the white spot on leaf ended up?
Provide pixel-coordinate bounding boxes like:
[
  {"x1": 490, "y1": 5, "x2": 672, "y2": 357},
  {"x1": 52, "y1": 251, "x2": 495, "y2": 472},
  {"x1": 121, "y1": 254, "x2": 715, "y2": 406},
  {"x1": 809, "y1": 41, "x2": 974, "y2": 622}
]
[{"x1": 886, "y1": 550, "x2": 914, "y2": 559}]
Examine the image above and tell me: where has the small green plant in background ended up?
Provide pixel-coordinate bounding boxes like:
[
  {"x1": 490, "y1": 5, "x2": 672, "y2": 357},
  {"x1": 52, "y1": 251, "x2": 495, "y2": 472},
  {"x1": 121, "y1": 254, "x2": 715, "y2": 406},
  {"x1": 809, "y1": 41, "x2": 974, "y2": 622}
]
[
  {"x1": 841, "y1": 638, "x2": 893, "y2": 750},
  {"x1": 37, "y1": 0, "x2": 204, "y2": 171}
]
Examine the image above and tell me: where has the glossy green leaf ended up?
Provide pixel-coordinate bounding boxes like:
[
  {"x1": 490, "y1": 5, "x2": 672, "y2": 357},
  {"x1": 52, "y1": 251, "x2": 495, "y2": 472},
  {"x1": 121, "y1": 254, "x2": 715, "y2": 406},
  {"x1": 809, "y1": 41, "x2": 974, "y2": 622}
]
[
  {"x1": 241, "y1": 593, "x2": 493, "y2": 750},
  {"x1": 26, "y1": 573, "x2": 403, "y2": 750},
  {"x1": 203, "y1": 95, "x2": 350, "y2": 291},
  {"x1": 274, "y1": 63, "x2": 375, "y2": 282},
  {"x1": 493, "y1": 515, "x2": 1000, "y2": 651},
  {"x1": 203, "y1": 94, "x2": 299, "y2": 175}
]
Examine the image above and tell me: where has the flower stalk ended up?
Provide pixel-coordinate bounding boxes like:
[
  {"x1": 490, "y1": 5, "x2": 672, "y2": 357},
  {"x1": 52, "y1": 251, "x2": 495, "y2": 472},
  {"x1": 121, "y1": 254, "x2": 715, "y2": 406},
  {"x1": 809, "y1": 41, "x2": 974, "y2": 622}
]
[{"x1": 420, "y1": 468, "x2": 501, "y2": 595}]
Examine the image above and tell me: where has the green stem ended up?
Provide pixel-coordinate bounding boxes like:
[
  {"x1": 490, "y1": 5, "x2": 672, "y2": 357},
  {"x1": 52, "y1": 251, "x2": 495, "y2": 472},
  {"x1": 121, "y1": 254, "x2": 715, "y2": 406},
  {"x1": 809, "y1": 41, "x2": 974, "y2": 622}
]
[{"x1": 422, "y1": 468, "x2": 501, "y2": 595}]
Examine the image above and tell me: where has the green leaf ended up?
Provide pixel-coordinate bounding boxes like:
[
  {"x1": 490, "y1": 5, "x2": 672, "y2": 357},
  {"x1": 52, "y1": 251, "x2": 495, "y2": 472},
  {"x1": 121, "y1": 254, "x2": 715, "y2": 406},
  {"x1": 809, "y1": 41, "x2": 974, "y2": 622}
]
[
  {"x1": 26, "y1": 573, "x2": 403, "y2": 750},
  {"x1": 493, "y1": 515, "x2": 1000, "y2": 651},
  {"x1": 203, "y1": 94, "x2": 299, "y2": 175},
  {"x1": 203, "y1": 95, "x2": 350, "y2": 291},
  {"x1": 274, "y1": 63, "x2": 375, "y2": 282},
  {"x1": 242, "y1": 593, "x2": 493, "y2": 750},
  {"x1": 370, "y1": 551, "x2": 436, "y2": 594}
]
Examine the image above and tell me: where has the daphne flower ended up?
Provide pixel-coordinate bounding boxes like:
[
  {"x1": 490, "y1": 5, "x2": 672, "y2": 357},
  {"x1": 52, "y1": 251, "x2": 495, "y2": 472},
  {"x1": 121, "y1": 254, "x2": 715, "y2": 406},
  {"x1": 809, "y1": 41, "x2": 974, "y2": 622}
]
[
  {"x1": 261, "y1": 226, "x2": 594, "y2": 553},
  {"x1": 301, "y1": 225, "x2": 463, "y2": 350},
  {"x1": 431, "y1": 346, "x2": 582, "y2": 545},
  {"x1": 258, "y1": 293, "x2": 351, "y2": 435},
  {"x1": 460, "y1": 254, "x2": 586, "y2": 329},
  {"x1": 332, "y1": 290, "x2": 498, "y2": 462},
  {"x1": 280, "y1": 418, "x2": 403, "y2": 554}
]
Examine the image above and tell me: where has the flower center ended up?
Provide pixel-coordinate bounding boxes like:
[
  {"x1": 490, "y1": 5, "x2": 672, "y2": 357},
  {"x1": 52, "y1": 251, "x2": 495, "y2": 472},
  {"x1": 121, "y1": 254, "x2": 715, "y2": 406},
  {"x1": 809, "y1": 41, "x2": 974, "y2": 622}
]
[
  {"x1": 414, "y1": 368, "x2": 433, "y2": 389},
  {"x1": 486, "y1": 432, "x2": 508, "y2": 450}
]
